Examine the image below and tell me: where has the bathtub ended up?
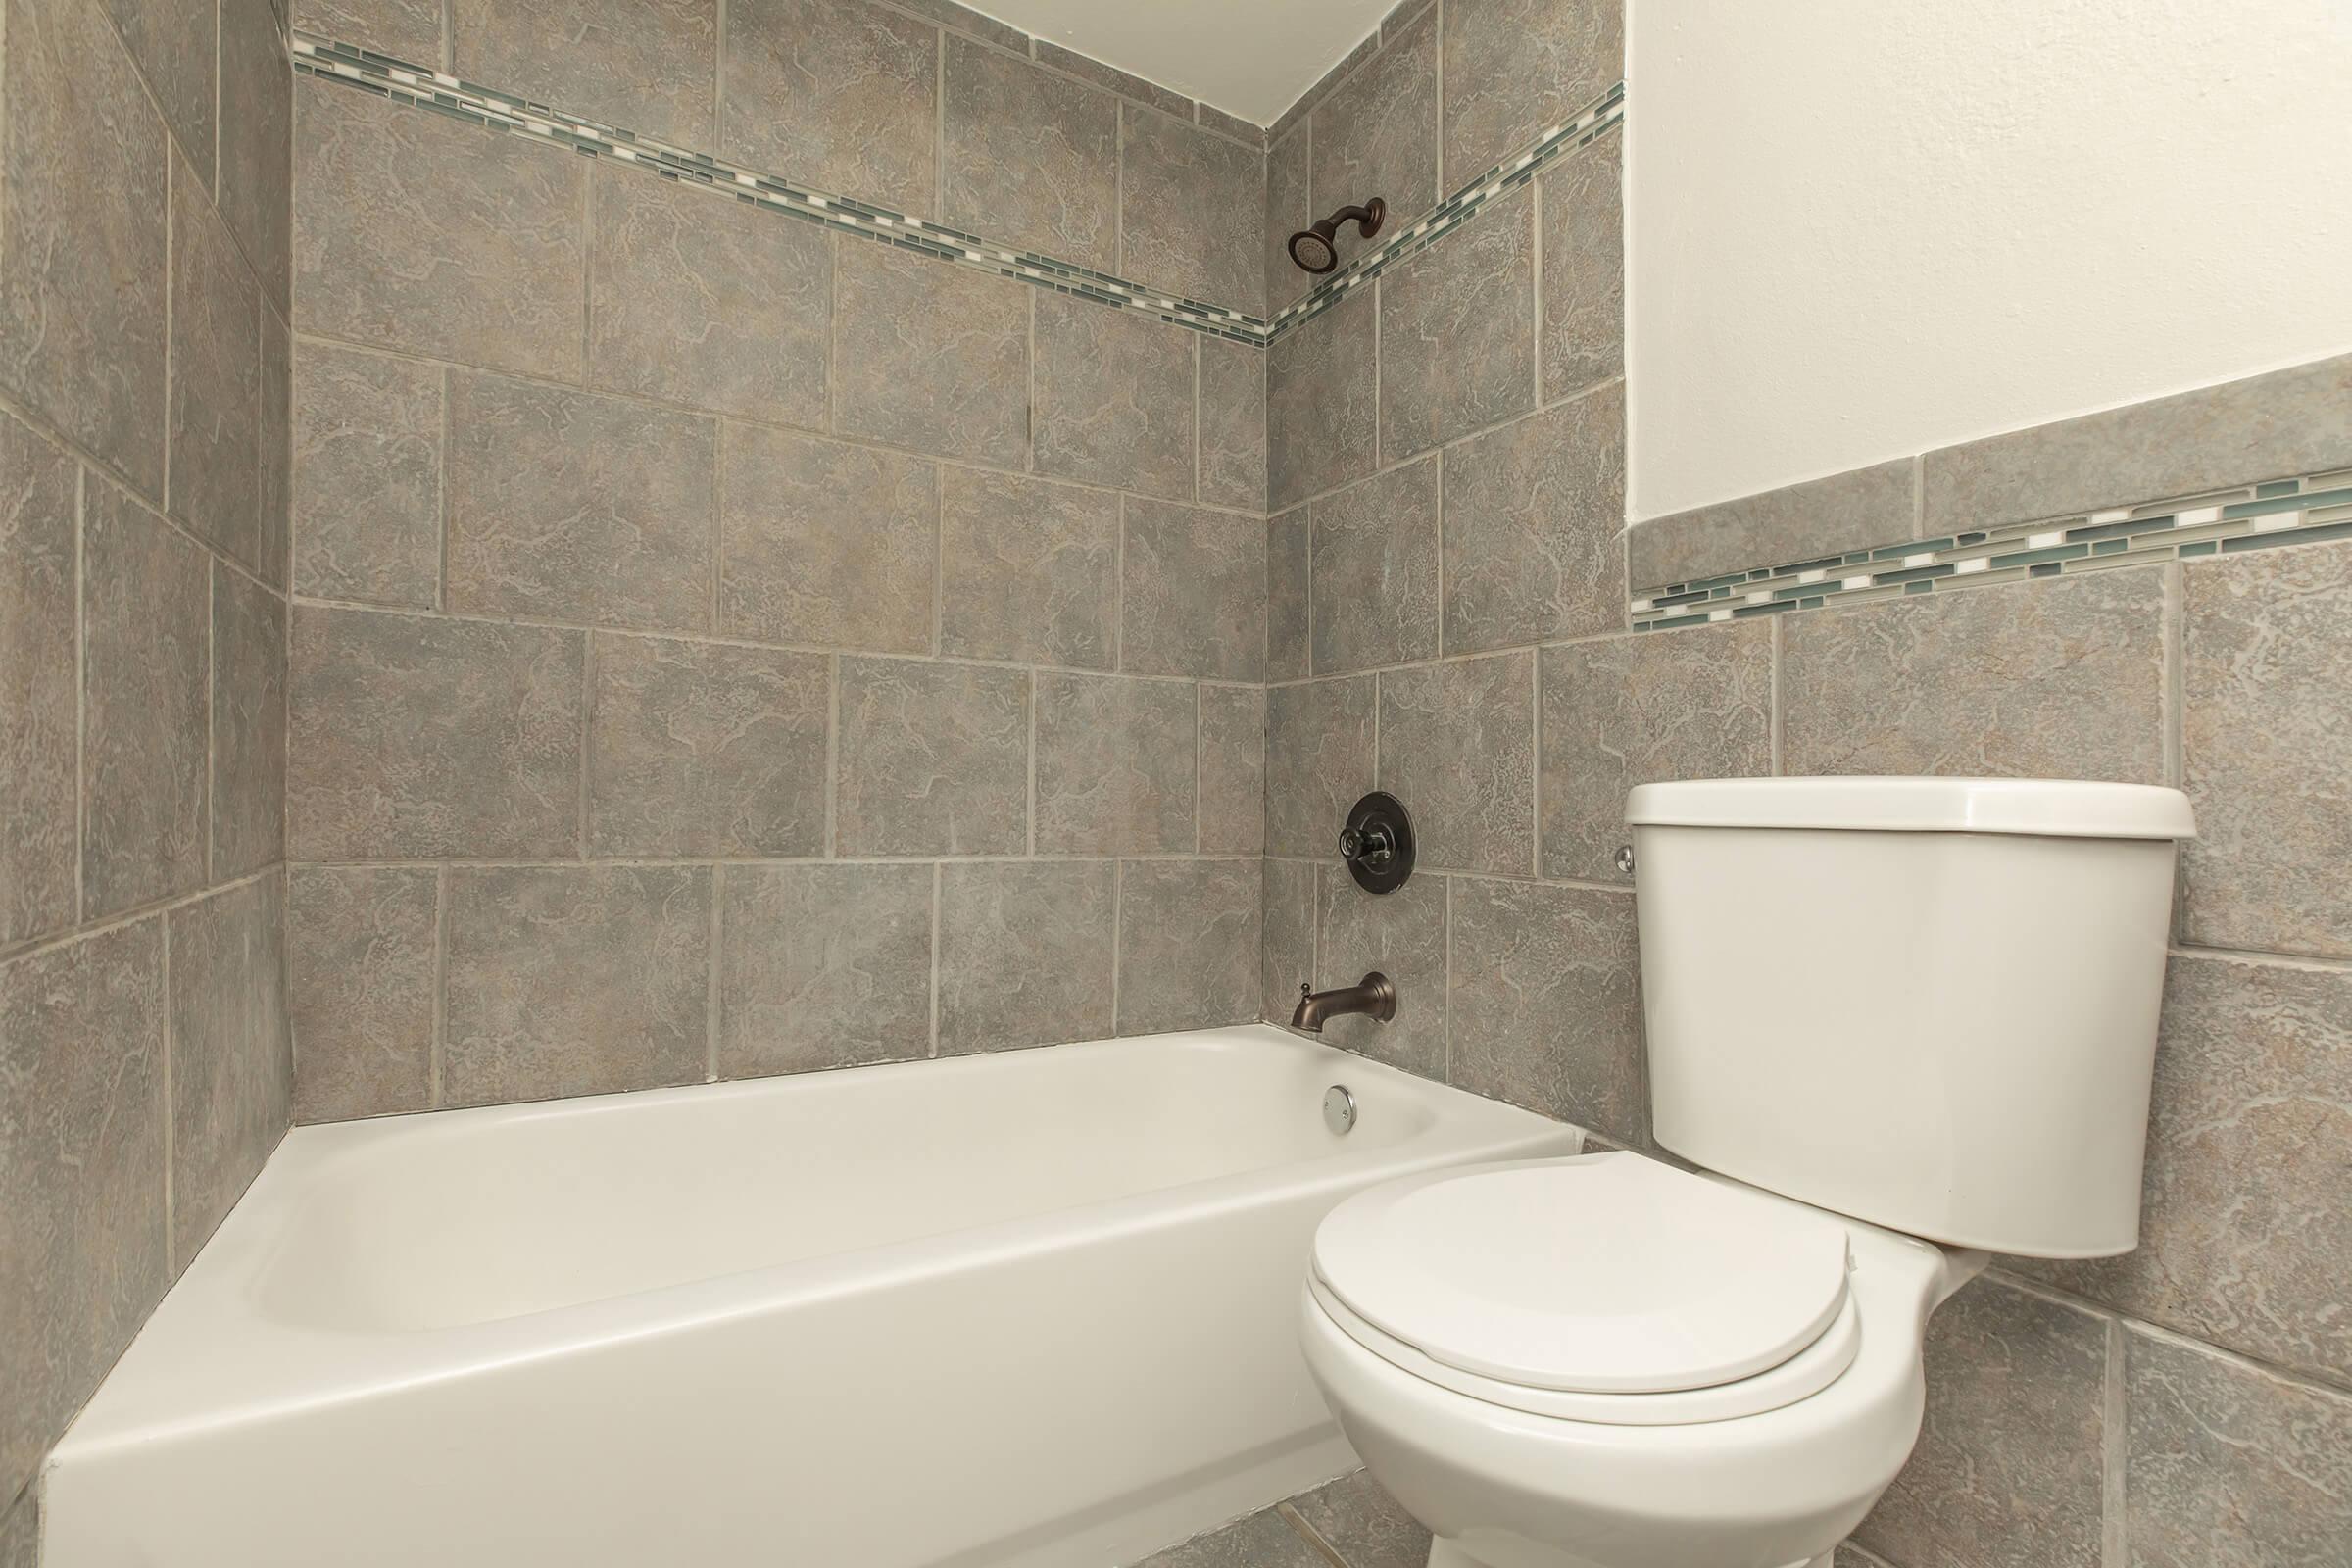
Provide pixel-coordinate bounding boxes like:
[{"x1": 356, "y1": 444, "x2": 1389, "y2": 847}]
[{"x1": 43, "y1": 1024, "x2": 1577, "y2": 1567}]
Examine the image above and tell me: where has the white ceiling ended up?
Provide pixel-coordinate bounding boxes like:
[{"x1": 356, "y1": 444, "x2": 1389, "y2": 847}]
[{"x1": 966, "y1": 0, "x2": 1396, "y2": 125}]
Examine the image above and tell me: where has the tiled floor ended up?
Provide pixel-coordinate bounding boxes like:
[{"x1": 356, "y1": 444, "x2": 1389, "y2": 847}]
[
  {"x1": 1134, "y1": 1468, "x2": 1891, "y2": 1567},
  {"x1": 1132, "y1": 1470, "x2": 1431, "y2": 1568}
]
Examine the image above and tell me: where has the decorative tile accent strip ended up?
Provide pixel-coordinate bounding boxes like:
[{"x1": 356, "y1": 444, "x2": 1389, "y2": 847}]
[
  {"x1": 1629, "y1": 469, "x2": 2352, "y2": 631},
  {"x1": 1264, "y1": 82, "x2": 1625, "y2": 344},
  {"x1": 289, "y1": 32, "x2": 1623, "y2": 351},
  {"x1": 290, "y1": 33, "x2": 1268, "y2": 345}
]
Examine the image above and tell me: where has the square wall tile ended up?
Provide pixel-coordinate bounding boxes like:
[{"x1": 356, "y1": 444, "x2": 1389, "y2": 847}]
[
  {"x1": 588, "y1": 168, "x2": 830, "y2": 427},
  {"x1": 443, "y1": 865, "x2": 711, "y2": 1106},
  {"x1": 1317, "y1": 867, "x2": 1446, "y2": 1079},
  {"x1": 1034, "y1": 673, "x2": 1197, "y2": 856},
  {"x1": 2181, "y1": 543, "x2": 2352, "y2": 958},
  {"x1": 0, "y1": 0, "x2": 170, "y2": 501},
  {"x1": 939, "y1": 470, "x2": 1118, "y2": 668},
  {"x1": 1117, "y1": 860, "x2": 1261, "y2": 1036},
  {"x1": 211, "y1": 567, "x2": 289, "y2": 880},
  {"x1": 586, "y1": 634, "x2": 829, "y2": 858},
  {"x1": 294, "y1": 79, "x2": 586, "y2": 381},
  {"x1": 717, "y1": 425, "x2": 936, "y2": 655},
  {"x1": 1443, "y1": 382, "x2": 1625, "y2": 653},
  {"x1": 2126, "y1": 1326, "x2": 2352, "y2": 1567},
  {"x1": 0, "y1": 410, "x2": 78, "y2": 949},
  {"x1": 1537, "y1": 622, "x2": 1772, "y2": 882},
  {"x1": 288, "y1": 605, "x2": 585, "y2": 859},
  {"x1": 1120, "y1": 108, "x2": 1265, "y2": 316},
  {"x1": 1123, "y1": 501, "x2": 1267, "y2": 681},
  {"x1": 1268, "y1": 287, "x2": 1375, "y2": 511},
  {"x1": 2024, "y1": 955, "x2": 2352, "y2": 1386},
  {"x1": 1310, "y1": 6, "x2": 1437, "y2": 234},
  {"x1": 1780, "y1": 568, "x2": 2166, "y2": 784},
  {"x1": 834, "y1": 656, "x2": 1028, "y2": 857},
  {"x1": 720, "y1": 863, "x2": 933, "y2": 1078},
  {"x1": 1378, "y1": 652, "x2": 1534, "y2": 876},
  {"x1": 719, "y1": 0, "x2": 937, "y2": 217},
  {"x1": 82, "y1": 482, "x2": 209, "y2": 918},
  {"x1": 1199, "y1": 338, "x2": 1268, "y2": 513},
  {"x1": 168, "y1": 876, "x2": 290, "y2": 1263},
  {"x1": 1378, "y1": 184, "x2": 1535, "y2": 462},
  {"x1": 1266, "y1": 675, "x2": 1375, "y2": 859},
  {"x1": 453, "y1": 0, "x2": 717, "y2": 148},
  {"x1": 291, "y1": 342, "x2": 444, "y2": 610},
  {"x1": 1200, "y1": 686, "x2": 1267, "y2": 856},
  {"x1": 1032, "y1": 297, "x2": 1196, "y2": 502},
  {"x1": 833, "y1": 243, "x2": 1029, "y2": 467},
  {"x1": 1448, "y1": 878, "x2": 1642, "y2": 1144},
  {"x1": 1442, "y1": 0, "x2": 1620, "y2": 187},
  {"x1": 447, "y1": 372, "x2": 718, "y2": 633},
  {"x1": 0, "y1": 921, "x2": 168, "y2": 1503},
  {"x1": 290, "y1": 865, "x2": 437, "y2": 1122},
  {"x1": 1854, "y1": 1277, "x2": 2106, "y2": 1568},
  {"x1": 937, "y1": 860, "x2": 1115, "y2": 1054},
  {"x1": 1311, "y1": 459, "x2": 1439, "y2": 674},
  {"x1": 1542, "y1": 140, "x2": 1623, "y2": 401},
  {"x1": 941, "y1": 34, "x2": 1117, "y2": 270}
]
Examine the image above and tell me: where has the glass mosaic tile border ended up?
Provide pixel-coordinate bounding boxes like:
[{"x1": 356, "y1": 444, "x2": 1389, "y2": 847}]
[
  {"x1": 290, "y1": 33, "x2": 1622, "y2": 351},
  {"x1": 1264, "y1": 82, "x2": 1626, "y2": 344},
  {"x1": 291, "y1": 33, "x2": 1268, "y2": 345},
  {"x1": 1629, "y1": 469, "x2": 2352, "y2": 631}
]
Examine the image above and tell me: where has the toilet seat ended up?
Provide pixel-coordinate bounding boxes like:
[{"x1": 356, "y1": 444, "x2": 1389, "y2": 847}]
[{"x1": 1310, "y1": 1152, "x2": 1860, "y2": 1424}]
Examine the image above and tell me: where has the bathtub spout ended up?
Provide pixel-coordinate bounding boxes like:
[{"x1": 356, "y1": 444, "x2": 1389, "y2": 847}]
[{"x1": 1291, "y1": 973, "x2": 1396, "y2": 1033}]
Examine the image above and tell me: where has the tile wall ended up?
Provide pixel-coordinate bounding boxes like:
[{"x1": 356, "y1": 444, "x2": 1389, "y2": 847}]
[
  {"x1": 283, "y1": 0, "x2": 1272, "y2": 1121},
  {"x1": 1255, "y1": 4, "x2": 2350, "y2": 1562},
  {"x1": 0, "y1": 0, "x2": 295, "y2": 1544}
]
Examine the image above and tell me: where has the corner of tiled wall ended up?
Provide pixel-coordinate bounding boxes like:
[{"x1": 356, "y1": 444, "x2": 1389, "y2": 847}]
[{"x1": 0, "y1": 0, "x2": 295, "y2": 1536}]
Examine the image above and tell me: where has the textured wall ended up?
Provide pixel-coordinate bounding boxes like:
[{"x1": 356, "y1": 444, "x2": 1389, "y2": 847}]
[
  {"x1": 1258, "y1": 0, "x2": 2352, "y2": 1561},
  {"x1": 0, "y1": 0, "x2": 294, "y2": 1542},
  {"x1": 283, "y1": 0, "x2": 1272, "y2": 1121}
]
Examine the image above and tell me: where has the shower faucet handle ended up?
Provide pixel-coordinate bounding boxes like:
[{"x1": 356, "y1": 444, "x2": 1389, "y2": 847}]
[{"x1": 1338, "y1": 822, "x2": 1394, "y2": 866}]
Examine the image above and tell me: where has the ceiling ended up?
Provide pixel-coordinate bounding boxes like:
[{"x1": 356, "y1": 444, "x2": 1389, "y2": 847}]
[{"x1": 967, "y1": 0, "x2": 1396, "y2": 125}]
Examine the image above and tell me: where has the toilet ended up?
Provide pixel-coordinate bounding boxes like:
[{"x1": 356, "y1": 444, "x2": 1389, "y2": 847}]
[{"x1": 1298, "y1": 777, "x2": 2197, "y2": 1568}]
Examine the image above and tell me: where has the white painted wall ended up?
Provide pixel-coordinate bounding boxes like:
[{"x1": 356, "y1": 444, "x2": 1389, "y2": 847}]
[{"x1": 1627, "y1": 0, "x2": 2352, "y2": 521}]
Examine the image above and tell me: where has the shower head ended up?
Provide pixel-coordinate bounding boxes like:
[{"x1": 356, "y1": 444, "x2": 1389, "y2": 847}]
[{"x1": 1288, "y1": 198, "x2": 1386, "y2": 274}]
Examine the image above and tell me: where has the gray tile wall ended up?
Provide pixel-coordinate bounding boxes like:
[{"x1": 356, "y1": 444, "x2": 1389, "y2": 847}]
[
  {"x1": 305, "y1": 0, "x2": 1269, "y2": 316},
  {"x1": 0, "y1": 0, "x2": 293, "y2": 1533},
  {"x1": 1253, "y1": 4, "x2": 2349, "y2": 1555},
  {"x1": 286, "y1": 12, "x2": 1271, "y2": 1126}
]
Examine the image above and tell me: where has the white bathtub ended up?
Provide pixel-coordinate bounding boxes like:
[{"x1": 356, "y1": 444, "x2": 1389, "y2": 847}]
[{"x1": 44, "y1": 1024, "x2": 1577, "y2": 1567}]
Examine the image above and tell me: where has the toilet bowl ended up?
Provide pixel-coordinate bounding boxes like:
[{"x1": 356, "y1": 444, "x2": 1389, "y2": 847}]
[
  {"x1": 1298, "y1": 1152, "x2": 1985, "y2": 1568},
  {"x1": 1296, "y1": 777, "x2": 2197, "y2": 1568}
]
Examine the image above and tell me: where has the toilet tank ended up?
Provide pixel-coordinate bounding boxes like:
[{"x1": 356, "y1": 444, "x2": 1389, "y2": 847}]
[{"x1": 1628, "y1": 777, "x2": 2195, "y2": 1258}]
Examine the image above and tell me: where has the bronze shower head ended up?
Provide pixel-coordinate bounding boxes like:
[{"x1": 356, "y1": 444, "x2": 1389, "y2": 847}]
[{"x1": 1288, "y1": 198, "x2": 1386, "y2": 273}]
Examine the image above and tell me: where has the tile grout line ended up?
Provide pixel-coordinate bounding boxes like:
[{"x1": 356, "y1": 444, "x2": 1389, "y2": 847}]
[{"x1": 74, "y1": 466, "x2": 87, "y2": 926}]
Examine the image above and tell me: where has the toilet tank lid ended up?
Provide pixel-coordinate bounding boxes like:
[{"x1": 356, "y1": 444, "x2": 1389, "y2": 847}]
[{"x1": 1627, "y1": 777, "x2": 2196, "y2": 840}]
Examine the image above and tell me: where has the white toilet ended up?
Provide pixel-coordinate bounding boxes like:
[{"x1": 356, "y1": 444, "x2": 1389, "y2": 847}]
[{"x1": 1299, "y1": 777, "x2": 2196, "y2": 1568}]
